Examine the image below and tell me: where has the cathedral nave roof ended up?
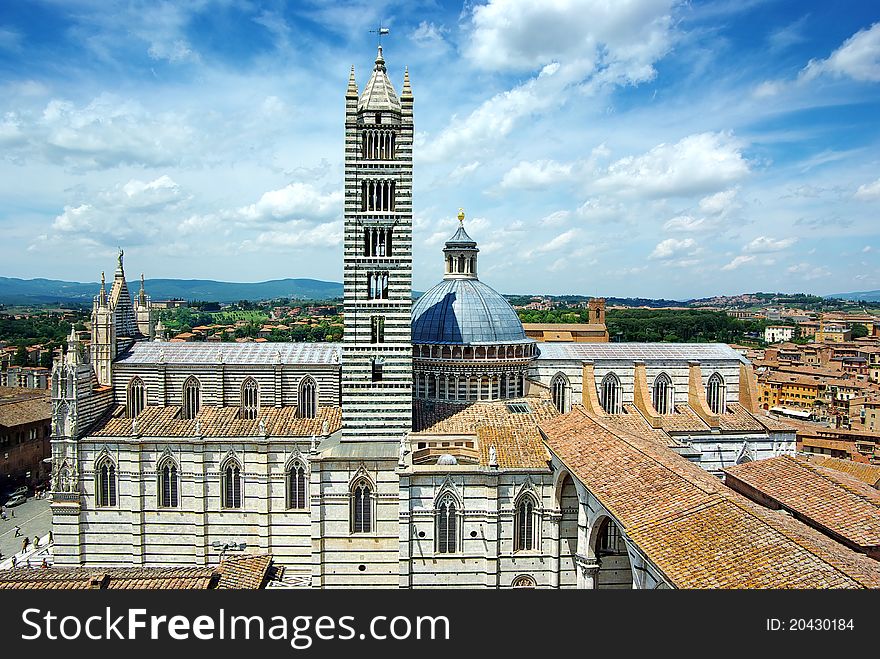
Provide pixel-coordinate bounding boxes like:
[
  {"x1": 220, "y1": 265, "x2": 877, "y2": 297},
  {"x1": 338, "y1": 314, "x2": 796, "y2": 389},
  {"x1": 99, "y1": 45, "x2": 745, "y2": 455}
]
[
  {"x1": 115, "y1": 341, "x2": 341, "y2": 366},
  {"x1": 535, "y1": 342, "x2": 749, "y2": 364}
]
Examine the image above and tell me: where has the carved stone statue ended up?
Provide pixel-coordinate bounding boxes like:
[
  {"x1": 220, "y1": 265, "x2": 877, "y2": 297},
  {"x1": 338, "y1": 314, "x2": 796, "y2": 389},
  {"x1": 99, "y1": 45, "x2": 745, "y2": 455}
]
[
  {"x1": 258, "y1": 418, "x2": 266, "y2": 435},
  {"x1": 321, "y1": 420, "x2": 329, "y2": 436},
  {"x1": 195, "y1": 419, "x2": 201, "y2": 434},
  {"x1": 488, "y1": 445, "x2": 498, "y2": 468},
  {"x1": 310, "y1": 434, "x2": 317, "y2": 451},
  {"x1": 398, "y1": 437, "x2": 407, "y2": 467}
]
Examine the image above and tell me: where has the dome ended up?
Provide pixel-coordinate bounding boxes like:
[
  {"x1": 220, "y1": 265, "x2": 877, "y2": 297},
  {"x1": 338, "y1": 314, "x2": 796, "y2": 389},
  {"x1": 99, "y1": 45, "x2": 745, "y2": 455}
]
[
  {"x1": 436, "y1": 454, "x2": 458, "y2": 465},
  {"x1": 411, "y1": 278, "x2": 530, "y2": 345}
]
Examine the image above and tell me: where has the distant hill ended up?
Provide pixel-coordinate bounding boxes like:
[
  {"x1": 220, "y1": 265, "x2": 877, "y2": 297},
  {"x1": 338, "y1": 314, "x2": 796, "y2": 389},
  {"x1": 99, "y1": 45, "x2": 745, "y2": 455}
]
[
  {"x1": 0, "y1": 277, "x2": 343, "y2": 305},
  {"x1": 825, "y1": 290, "x2": 880, "y2": 302}
]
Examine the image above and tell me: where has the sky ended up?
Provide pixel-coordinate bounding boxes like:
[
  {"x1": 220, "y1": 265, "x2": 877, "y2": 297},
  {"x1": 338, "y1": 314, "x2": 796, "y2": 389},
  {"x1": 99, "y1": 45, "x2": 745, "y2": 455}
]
[{"x1": 0, "y1": 0, "x2": 879, "y2": 299}]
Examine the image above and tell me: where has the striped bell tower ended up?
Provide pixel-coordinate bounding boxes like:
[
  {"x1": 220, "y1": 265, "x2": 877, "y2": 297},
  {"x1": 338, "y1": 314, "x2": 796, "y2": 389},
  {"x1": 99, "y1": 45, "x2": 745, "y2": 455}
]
[{"x1": 341, "y1": 46, "x2": 413, "y2": 441}]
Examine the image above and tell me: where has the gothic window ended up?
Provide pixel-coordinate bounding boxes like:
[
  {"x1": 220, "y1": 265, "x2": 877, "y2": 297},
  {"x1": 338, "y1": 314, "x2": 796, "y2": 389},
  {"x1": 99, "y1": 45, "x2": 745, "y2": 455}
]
[
  {"x1": 95, "y1": 457, "x2": 117, "y2": 507},
  {"x1": 367, "y1": 271, "x2": 389, "y2": 299},
  {"x1": 158, "y1": 458, "x2": 179, "y2": 508},
  {"x1": 435, "y1": 494, "x2": 458, "y2": 554},
  {"x1": 515, "y1": 496, "x2": 537, "y2": 552},
  {"x1": 181, "y1": 376, "x2": 201, "y2": 420},
  {"x1": 222, "y1": 459, "x2": 242, "y2": 509},
  {"x1": 287, "y1": 462, "x2": 307, "y2": 510},
  {"x1": 707, "y1": 373, "x2": 726, "y2": 414},
  {"x1": 600, "y1": 373, "x2": 622, "y2": 414},
  {"x1": 127, "y1": 376, "x2": 146, "y2": 418},
  {"x1": 360, "y1": 180, "x2": 396, "y2": 212},
  {"x1": 652, "y1": 373, "x2": 673, "y2": 415},
  {"x1": 298, "y1": 376, "x2": 317, "y2": 419},
  {"x1": 370, "y1": 315, "x2": 385, "y2": 343},
  {"x1": 56, "y1": 368, "x2": 68, "y2": 398},
  {"x1": 351, "y1": 480, "x2": 372, "y2": 533},
  {"x1": 240, "y1": 378, "x2": 259, "y2": 420},
  {"x1": 551, "y1": 373, "x2": 571, "y2": 413}
]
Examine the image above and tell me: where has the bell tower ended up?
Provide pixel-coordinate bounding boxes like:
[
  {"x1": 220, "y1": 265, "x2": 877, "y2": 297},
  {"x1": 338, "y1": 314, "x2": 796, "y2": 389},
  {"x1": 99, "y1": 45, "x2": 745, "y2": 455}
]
[{"x1": 341, "y1": 45, "x2": 413, "y2": 442}]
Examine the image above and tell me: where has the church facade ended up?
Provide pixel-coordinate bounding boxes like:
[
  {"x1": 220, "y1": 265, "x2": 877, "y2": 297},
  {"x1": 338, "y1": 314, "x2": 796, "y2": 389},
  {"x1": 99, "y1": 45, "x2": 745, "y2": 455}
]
[{"x1": 49, "y1": 47, "x2": 820, "y2": 589}]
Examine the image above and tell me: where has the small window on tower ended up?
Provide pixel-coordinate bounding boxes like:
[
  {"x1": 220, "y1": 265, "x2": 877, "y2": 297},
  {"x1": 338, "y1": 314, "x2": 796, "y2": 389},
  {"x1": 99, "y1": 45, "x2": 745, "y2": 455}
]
[
  {"x1": 375, "y1": 112, "x2": 382, "y2": 124},
  {"x1": 372, "y1": 357, "x2": 384, "y2": 382}
]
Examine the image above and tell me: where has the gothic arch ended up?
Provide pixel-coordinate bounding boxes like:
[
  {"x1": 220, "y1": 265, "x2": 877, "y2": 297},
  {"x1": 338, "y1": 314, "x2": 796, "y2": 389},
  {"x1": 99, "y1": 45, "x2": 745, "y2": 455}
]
[
  {"x1": 181, "y1": 376, "x2": 201, "y2": 420},
  {"x1": 240, "y1": 377, "x2": 259, "y2": 420},
  {"x1": 652, "y1": 372, "x2": 673, "y2": 415},
  {"x1": 298, "y1": 375, "x2": 318, "y2": 419},
  {"x1": 707, "y1": 372, "x2": 726, "y2": 415},
  {"x1": 551, "y1": 372, "x2": 571, "y2": 413},
  {"x1": 600, "y1": 372, "x2": 622, "y2": 414}
]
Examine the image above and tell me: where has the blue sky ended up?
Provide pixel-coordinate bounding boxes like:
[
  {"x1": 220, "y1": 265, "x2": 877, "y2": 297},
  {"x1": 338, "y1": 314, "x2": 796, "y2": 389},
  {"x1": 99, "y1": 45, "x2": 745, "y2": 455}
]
[{"x1": 1, "y1": 0, "x2": 879, "y2": 299}]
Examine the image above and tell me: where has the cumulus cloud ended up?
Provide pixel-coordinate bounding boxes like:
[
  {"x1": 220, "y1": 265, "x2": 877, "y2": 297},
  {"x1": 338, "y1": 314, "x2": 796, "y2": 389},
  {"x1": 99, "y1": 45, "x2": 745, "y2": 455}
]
[
  {"x1": 663, "y1": 215, "x2": 707, "y2": 232},
  {"x1": 500, "y1": 159, "x2": 577, "y2": 189},
  {"x1": 787, "y1": 262, "x2": 832, "y2": 280},
  {"x1": 594, "y1": 132, "x2": 750, "y2": 198},
  {"x1": 650, "y1": 237, "x2": 697, "y2": 259},
  {"x1": 801, "y1": 22, "x2": 880, "y2": 83},
  {"x1": 464, "y1": 0, "x2": 677, "y2": 79},
  {"x1": 236, "y1": 182, "x2": 342, "y2": 224},
  {"x1": 721, "y1": 255, "x2": 755, "y2": 270},
  {"x1": 855, "y1": 178, "x2": 880, "y2": 200},
  {"x1": 241, "y1": 220, "x2": 344, "y2": 252},
  {"x1": 743, "y1": 236, "x2": 796, "y2": 253}
]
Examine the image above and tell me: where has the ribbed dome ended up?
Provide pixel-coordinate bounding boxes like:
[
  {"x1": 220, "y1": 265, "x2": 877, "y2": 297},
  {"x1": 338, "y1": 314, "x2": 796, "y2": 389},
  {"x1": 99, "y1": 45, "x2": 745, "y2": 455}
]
[{"x1": 411, "y1": 279, "x2": 530, "y2": 345}]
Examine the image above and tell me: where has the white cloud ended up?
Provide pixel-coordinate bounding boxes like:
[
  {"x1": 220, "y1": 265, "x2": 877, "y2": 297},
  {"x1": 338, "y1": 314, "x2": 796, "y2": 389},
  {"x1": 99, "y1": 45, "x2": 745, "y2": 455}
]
[
  {"x1": 594, "y1": 132, "x2": 750, "y2": 198},
  {"x1": 855, "y1": 178, "x2": 880, "y2": 200},
  {"x1": 787, "y1": 262, "x2": 831, "y2": 280},
  {"x1": 242, "y1": 220, "x2": 344, "y2": 252},
  {"x1": 448, "y1": 161, "x2": 481, "y2": 182},
  {"x1": 237, "y1": 182, "x2": 342, "y2": 224},
  {"x1": 650, "y1": 237, "x2": 697, "y2": 259},
  {"x1": 500, "y1": 159, "x2": 576, "y2": 189},
  {"x1": 743, "y1": 236, "x2": 796, "y2": 253},
  {"x1": 721, "y1": 255, "x2": 755, "y2": 270},
  {"x1": 801, "y1": 22, "x2": 880, "y2": 83},
  {"x1": 663, "y1": 215, "x2": 707, "y2": 232},
  {"x1": 540, "y1": 210, "x2": 571, "y2": 227},
  {"x1": 464, "y1": 0, "x2": 677, "y2": 80},
  {"x1": 698, "y1": 188, "x2": 739, "y2": 215}
]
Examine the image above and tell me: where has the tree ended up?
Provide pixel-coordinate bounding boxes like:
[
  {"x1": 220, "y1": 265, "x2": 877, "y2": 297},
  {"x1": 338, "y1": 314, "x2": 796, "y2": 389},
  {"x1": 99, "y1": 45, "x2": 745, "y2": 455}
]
[
  {"x1": 13, "y1": 346, "x2": 28, "y2": 366},
  {"x1": 851, "y1": 323, "x2": 869, "y2": 339}
]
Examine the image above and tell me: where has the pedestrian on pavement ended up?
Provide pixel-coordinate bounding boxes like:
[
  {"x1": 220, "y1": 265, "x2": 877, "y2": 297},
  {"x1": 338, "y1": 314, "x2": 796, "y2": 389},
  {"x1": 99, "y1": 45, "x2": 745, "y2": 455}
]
[
  {"x1": 40, "y1": 559, "x2": 48, "y2": 569},
  {"x1": 33, "y1": 535, "x2": 40, "y2": 548},
  {"x1": 10, "y1": 507, "x2": 14, "y2": 518},
  {"x1": 22, "y1": 536, "x2": 29, "y2": 552},
  {"x1": 11, "y1": 556, "x2": 16, "y2": 568},
  {"x1": 14, "y1": 525, "x2": 21, "y2": 537}
]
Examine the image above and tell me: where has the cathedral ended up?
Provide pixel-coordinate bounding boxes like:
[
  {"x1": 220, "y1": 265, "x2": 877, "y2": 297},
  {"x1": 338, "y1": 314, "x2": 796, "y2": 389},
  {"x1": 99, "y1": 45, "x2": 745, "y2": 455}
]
[{"x1": 48, "y1": 46, "x2": 879, "y2": 589}]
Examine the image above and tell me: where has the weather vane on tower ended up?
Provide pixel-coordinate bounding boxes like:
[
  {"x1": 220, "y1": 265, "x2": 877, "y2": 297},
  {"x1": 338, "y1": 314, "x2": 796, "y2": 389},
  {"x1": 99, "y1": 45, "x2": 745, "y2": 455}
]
[{"x1": 369, "y1": 24, "x2": 390, "y2": 46}]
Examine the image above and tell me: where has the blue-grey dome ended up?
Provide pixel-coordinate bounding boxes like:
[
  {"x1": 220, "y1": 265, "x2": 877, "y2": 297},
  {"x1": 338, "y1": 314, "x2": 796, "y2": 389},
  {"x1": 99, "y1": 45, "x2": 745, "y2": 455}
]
[{"x1": 411, "y1": 278, "x2": 530, "y2": 345}]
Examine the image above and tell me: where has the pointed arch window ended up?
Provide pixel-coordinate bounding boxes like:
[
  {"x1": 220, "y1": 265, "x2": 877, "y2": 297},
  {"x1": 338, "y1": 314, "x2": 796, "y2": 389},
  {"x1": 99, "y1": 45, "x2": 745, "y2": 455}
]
[
  {"x1": 158, "y1": 458, "x2": 179, "y2": 508},
  {"x1": 240, "y1": 378, "x2": 259, "y2": 420},
  {"x1": 551, "y1": 373, "x2": 571, "y2": 413},
  {"x1": 287, "y1": 461, "x2": 308, "y2": 510},
  {"x1": 127, "y1": 376, "x2": 146, "y2": 418},
  {"x1": 600, "y1": 373, "x2": 622, "y2": 414},
  {"x1": 182, "y1": 376, "x2": 201, "y2": 420},
  {"x1": 95, "y1": 457, "x2": 117, "y2": 507},
  {"x1": 515, "y1": 496, "x2": 537, "y2": 552},
  {"x1": 222, "y1": 460, "x2": 242, "y2": 509},
  {"x1": 707, "y1": 372, "x2": 726, "y2": 414},
  {"x1": 351, "y1": 480, "x2": 372, "y2": 533},
  {"x1": 436, "y1": 494, "x2": 458, "y2": 554},
  {"x1": 298, "y1": 376, "x2": 317, "y2": 419},
  {"x1": 652, "y1": 373, "x2": 674, "y2": 415}
]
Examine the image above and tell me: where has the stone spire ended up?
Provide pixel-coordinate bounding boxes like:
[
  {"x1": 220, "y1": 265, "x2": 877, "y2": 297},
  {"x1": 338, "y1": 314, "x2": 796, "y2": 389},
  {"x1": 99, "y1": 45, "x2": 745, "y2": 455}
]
[
  {"x1": 358, "y1": 45, "x2": 400, "y2": 112},
  {"x1": 98, "y1": 271, "x2": 107, "y2": 307},
  {"x1": 401, "y1": 66, "x2": 412, "y2": 100},
  {"x1": 346, "y1": 65, "x2": 358, "y2": 98},
  {"x1": 138, "y1": 273, "x2": 146, "y2": 306}
]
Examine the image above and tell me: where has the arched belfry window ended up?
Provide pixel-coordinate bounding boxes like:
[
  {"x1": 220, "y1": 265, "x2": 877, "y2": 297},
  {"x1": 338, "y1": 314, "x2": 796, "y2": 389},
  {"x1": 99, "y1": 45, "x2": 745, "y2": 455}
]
[
  {"x1": 351, "y1": 479, "x2": 373, "y2": 533},
  {"x1": 241, "y1": 378, "x2": 259, "y2": 420},
  {"x1": 182, "y1": 376, "x2": 201, "y2": 420},
  {"x1": 222, "y1": 459, "x2": 242, "y2": 509},
  {"x1": 600, "y1": 373, "x2": 622, "y2": 414},
  {"x1": 298, "y1": 376, "x2": 317, "y2": 419},
  {"x1": 515, "y1": 495, "x2": 537, "y2": 551},
  {"x1": 551, "y1": 373, "x2": 571, "y2": 413},
  {"x1": 436, "y1": 493, "x2": 458, "y2": 554},
  {"x1": 95, "y1": 457, "x2": 117, "y2": 507},
  {"x1": 158, "y1": 458, "x2": 179, "y2": 508},
  {"x1": 652, "y1": 373, "x2": 673, "y2": 415},
  {"x1": 127, "y1": 376, "x2": 146, "y2": 418},
  {"x1": 707, "y1": 372, "x2": 726, "y2": 414},
  {"x1": 287, "y1": 461, "x2": 307, "y2": 510}
]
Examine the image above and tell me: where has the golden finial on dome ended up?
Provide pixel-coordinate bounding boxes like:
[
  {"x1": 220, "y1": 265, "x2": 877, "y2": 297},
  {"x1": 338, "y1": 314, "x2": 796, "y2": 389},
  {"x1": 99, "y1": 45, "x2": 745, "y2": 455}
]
[{"x1": 457, "y1": 208, "x2": 465, "y2": 224}]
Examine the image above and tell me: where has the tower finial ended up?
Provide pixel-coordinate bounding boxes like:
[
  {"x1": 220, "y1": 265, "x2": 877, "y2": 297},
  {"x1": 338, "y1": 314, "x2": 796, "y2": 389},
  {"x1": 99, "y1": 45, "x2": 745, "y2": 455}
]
[
  {"x1": 457, "y1": 208, "x2": 465, "y2": 225},
  {"x1": 117, "y1": 247, "x2": 124, "y2": 271},
  {"x1": 99, "y1": 271, "x2": 107, "y2": 306}
]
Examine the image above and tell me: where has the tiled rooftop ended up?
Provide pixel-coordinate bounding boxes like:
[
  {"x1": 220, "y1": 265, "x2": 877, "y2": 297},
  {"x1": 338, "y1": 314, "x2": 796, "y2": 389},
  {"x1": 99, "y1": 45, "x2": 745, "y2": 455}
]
[
  {"x1": 807, "y1": 456, "x2": 880, "y2": 488},
  {"x1": 724, "y1": 455, "x2": 880, "y2": 550},
  {"x1": 90, "y1": 404, "x2": 342, "y2": 438},
  {"x1": 115, "y1": 342, "x2": 341, "y2": 366},
  {"x1": 540, "y1": 408, "x2": 880, "y2": 588},
  {"x1": 536, "y1": 342, "x2": 748, "y2": 363},
  {"x1": 0, "y1": 387, "x2": 50, "y2": 427},
  {"x1": 412, "y1": 398, "x2": 558, "y2": 468}
]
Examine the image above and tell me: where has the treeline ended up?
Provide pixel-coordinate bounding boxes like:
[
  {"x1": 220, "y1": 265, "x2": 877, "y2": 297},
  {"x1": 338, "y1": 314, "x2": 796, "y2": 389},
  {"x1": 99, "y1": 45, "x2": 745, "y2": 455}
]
[{"x1": 517, "y1": 307, "x2": 781, "y2": 344}]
